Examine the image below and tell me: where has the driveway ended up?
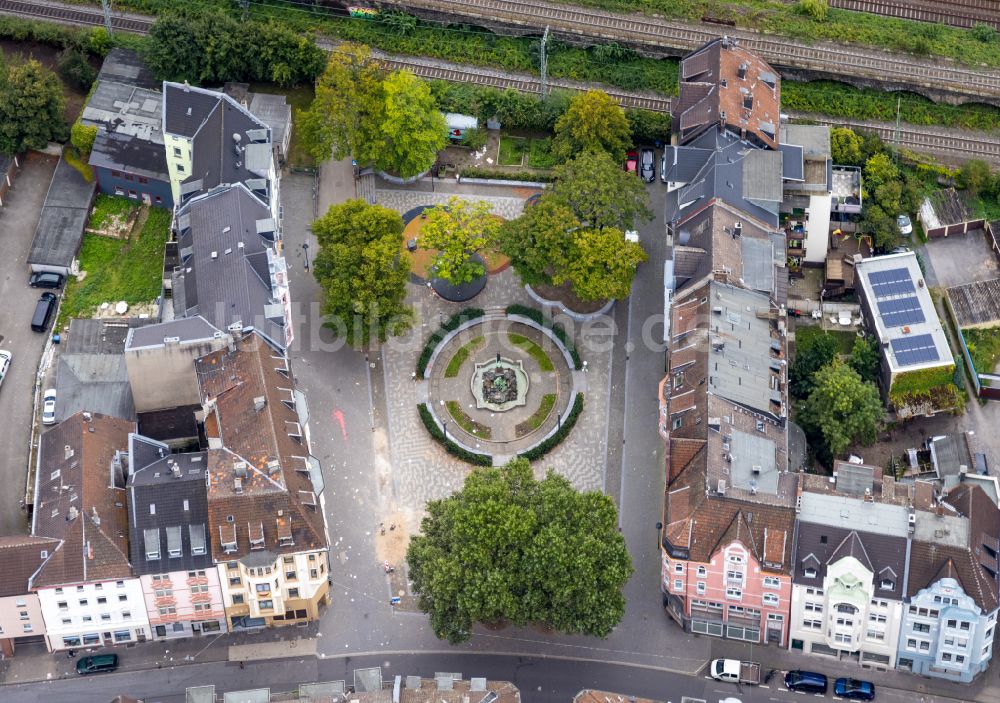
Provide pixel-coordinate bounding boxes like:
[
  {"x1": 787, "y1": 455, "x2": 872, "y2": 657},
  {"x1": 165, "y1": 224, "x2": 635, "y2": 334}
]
[
  {"x1": 0, "y1": 152, "x2": 59, "y2": 535},
  {"x1": 920, "y1": 229, "x2": 1000, "y2": 288}
]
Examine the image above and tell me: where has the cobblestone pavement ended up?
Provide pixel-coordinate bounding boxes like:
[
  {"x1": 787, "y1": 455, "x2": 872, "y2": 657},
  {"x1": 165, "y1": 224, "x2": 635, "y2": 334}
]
[
  {"x1": 380, "y1": 266, "x2": 612, "y2": 510},
  {"x1": 375, "y1": 188, "x2": 528, "y2": 220}
]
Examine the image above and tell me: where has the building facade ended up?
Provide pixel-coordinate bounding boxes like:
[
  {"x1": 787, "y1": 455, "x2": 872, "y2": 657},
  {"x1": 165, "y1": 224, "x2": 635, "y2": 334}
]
[{"x1": 0, "y1": 536, "x2": 59, "y2": 656}]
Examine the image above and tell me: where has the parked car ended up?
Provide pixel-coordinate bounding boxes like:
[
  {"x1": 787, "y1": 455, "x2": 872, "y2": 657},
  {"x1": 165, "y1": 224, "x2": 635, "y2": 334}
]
[
  {"x1": 897, "y1": 214, "x2": 913, "y2": 236},
  {"x1": 710, "y1": 658, "x2": 761, "y2": 685},
  {"x1": 31, "y1": 292, "x2": 57, "y2": 333},
  {"x1": 29, "y1": 272, "x2": 64, "y2": 289},
  {"x1": 835, "y1": 678, "x2": 875, "y2": 700},
  {"x1": 784, "y1": 670, "x2": 828, "y2": 694},
  {"x1": 76, "y1": 653, "x2": 119, "y2": 675},
  {"x1": 660, "y1": 150, "x2": 669, "y2": 183},
  {"x1": 625, "y1": 150, "x2": 638, "y2": 174},
  {"x1": 640, "y1": 147, "x2": 655, "y2": 183},
  {"x1": 890, "y1": 245, "x2": 911, "y2": 254},
  {"x1": 42, "y1": 389, "x2": 57, "y2": 425},
  {"x1": 0, "y1": 350, "x2": 11, "y2": 390}
]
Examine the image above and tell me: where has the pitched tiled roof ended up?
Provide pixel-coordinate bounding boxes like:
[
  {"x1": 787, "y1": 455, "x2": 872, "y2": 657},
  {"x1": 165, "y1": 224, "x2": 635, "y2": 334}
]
[
  {"x1": 195, "y1": 332, "x2": 326, "y2": 564},
  {"x1": 0, "y1": 536, "x2": 61, "y2": 596},
  {"x1": 31, "y1": 413, "x2": 134, "y2": 587},
  {"x1": 792, "y1": 520, "x2": 908, "y2": 599}
]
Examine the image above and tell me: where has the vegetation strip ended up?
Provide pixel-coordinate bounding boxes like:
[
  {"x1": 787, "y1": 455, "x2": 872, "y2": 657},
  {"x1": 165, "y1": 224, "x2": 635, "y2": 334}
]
[
  {"x1": 417, "y1": 403, "x2": 492, "y2": 466},
  {"x1": 515, "y1": 394, "x2": 557, "y2": 437},
  {"x1": 519, "y1": 393, "x2": 584, "y2": 461},
  {"x1": 444, "y1": 336, "x2": 485, "y2": 378},
  {"x1": 445, "y1": 400, "x2": 493, "y2": 439}
]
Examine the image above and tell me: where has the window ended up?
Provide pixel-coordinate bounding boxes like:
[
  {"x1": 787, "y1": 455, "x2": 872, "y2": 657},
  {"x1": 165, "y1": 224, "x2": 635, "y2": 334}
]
[
  {"x1": 310, "y1": 569, "x2": 318, "y2": 579},
  {"x1": 673, "y1": 579, "x2": 683, "y2": 591},
  {"x1": 956, "y1": 655, "x2": 965, "y2": 664},
  {"x1": 308, "y1": 554, "x2": 316, "y2": 562},
  {"x1": 674, "y1": 563, "x2": 684, "y2": 574},
  {"x1": 836, "y1": 603, "x2": 857, "y2": 614},
  {"x1": 97, "y1": 597, "x2": 106, "y2": 605},
  {"x1": 101, "y1": 614, "x2": 111, "y2": 622},
  {"x1": 176, "y1": 164, "x2": 185, "y2": 173},
  {"x1": 122, "y1": 611, "x2": 131, "y2": 620},
  {"x1": 869, "y1": 614, "x2": 886, "y2": 624},
  {"x1": 114, "y1": 631, "x2": 131, "y2": 642},
  {"x1": 907, "y1": 638, "x2": 918, "y2": 650},
  {"x1": 835, "y1": 633, "x2": 852, "y2": 644},
  {"x1": 154, "y1": 588, "x2": 172, "y2": 598},
  {"x1": 119, "y1": 595, "x2": 127, "y2": 602},
  {"x1": 194, "y1": 603, "x2": 211, "y2": 612},
  {"x1": 866, "y1": 629, "x2": 885, "y2": 641},
  {"x1": 944, "y1": 637, "x2": 954, "y2": 646},
  {"x1": 58, "y1": 601, "x2": 68, "y2": 611},
  {"x1": 288, "y1": 588, "x2": 300, "y2": 598},
  {"x1": 77, "y1": 586, "x2": 84, "y2": 592},
  {"x1": 286, "y1": 571, "x2": 297, "y2": 581},
  {"x1": 920, "y1": 641, "x2": 930, "y2": 651},
  {"x1": 173, "y1": 147, "x2": 181, "y2": 157},
  {"x1": 124, "y1": 173, "x2": 134, "y2": 181},
  {"x1": 803, "y1": 619, "x2": 822, "y2": 629},
  {"x1": 696, "y1": 582, "x2": 706, "y2": 595},
  {"x1": 82, "y1": 616, "x2": 92, "y2": 623},
  {"x1": 836, "y1": 618, "x2": 854, "y2": 627},
  {"x1": 804, "y1": 567, "x2": 817, "y2": 578},
  {"x1": 255, "y1": 583, "x2": 270, "y2": 593},
  {"x1": 726, "y1": 571, "x2": 743, "y2": 583},
  {"x1": 763, "y1": 593, "x2": 779, "y2": 607},
  {"x1": 117, "y1": 581, "x2": 124, "y2": 588},
  {"x1": 960, "y1": 621, "x2": 971, "y2": 631},
  {"x1": 671, "y1": 417, "x2": 683, "y2": 430},
  {"x1": 805, "y1": 602, "x2": 823, "y2": 613},
  {"x1": 63, "y1": 637, "x2": 82, "y2": 647},
  {"x1": 283, "y1": 557, "x2": 294, "y2": 564},
  {"x1": 61, "y1": 618, "x2": 72, "y2": 626},
  {"x1": 259, "y1": 600, "x2": 273, "y2": 610},
  {"x1": 228, "y1": 561, "x2": 239, "y2": 571},
  {"x1": 78, "y1": 599, "x2": 88, "y2": 607},
  {"x1": 138, "y1": 177, "x2": 148, "y2": 184},
  {"x1": 763, "y1": 576, "x2": 780, "y2": 589},
  {"x1": 232, "y1": 594, "x2": 245, "y2": 605},
  {"x1": 21, "y1": 624, "x2": 33, "y2": 634},
  {"x1": 191, "y1": 584, "x2": 209, "y2": 594},
  {"x1": 942, "y1": 653, "x2": 952, "y2": 662},
  {"x1": 880, "y1": 579, "x2": 895, "y2": 590},
  {"x1": 230, "y1": 577, "x2": 241, "y2": 586},
  {"x1": 697, "y1": 566, "x2": 707, "y2": 578},
  {"x1": 726, "y1": 587, "x2": 742, "y2": 600},
  {"x1": 948, "y1": 619, "x2": 958, "y2": 628},
  {"x1": 155, "y1": 196, "x2": 162, "y2": 204},
  {"x1": 19, "y1": 611, "x2": 28, "y2": 620},
  {"x1": 54, "y1": 588, "x2": 63, "y2": 595},
  {"x1": 111, "y1": 170, "x2": 121, "y2": 178},
  {"x1": 158, "y1": 606, "x2": 176, "y2": 616}
]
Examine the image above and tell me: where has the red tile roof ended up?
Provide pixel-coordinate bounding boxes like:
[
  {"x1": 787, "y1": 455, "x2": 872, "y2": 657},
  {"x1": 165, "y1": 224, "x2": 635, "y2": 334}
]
[
  {"x1": 31, "y1": 413, "x2": 134, "y2": 587},
  {"x1": 196, "y1": 333, "x2": 326, "y2": 562},
  {"x1": 0, "y1": 536, "x2": 61, "y2": 596}
]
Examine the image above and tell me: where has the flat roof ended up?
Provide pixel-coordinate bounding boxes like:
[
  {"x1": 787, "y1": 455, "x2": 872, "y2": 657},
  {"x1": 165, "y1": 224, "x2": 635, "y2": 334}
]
[
  {"x1": 855, "y1": 252, "x2": 952, "y2": 373},
  {"x1": 799, "y1": 491, "x2": 911, "y2": 537},
  {"x1": 126, "y1": 315, "x2": 222, "y2": 350},
  {"x1": 81, "y1": 80, "x2": 163, "y2": 145},
  {"x1": 728, "y1": 429, "x2": 778, "y2": 495},
  {"x1": 27, "y1": 157, "x2": 96, "y2": 268},
  {"x1": 781, "y1": 124, "x2": 831, "y2": 161},
  {"x1": 912, "y1": 508, "x2": 969, "y2": 548}
]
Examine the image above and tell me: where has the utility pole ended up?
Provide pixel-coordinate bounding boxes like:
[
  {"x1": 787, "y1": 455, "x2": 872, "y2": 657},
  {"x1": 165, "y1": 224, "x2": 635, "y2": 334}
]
[
  {"x1": 893, "y1": 94, "x2": 901, "y2": 159},
  {"x1": 540, "y1": 26, "x2": 550, "y2": 99},
  {"x1": 240, "y1": 0, "x2": 250, "y2": 22},
  {"x1": 100, "y1": 0, "x2": 113, "y2": 35}
]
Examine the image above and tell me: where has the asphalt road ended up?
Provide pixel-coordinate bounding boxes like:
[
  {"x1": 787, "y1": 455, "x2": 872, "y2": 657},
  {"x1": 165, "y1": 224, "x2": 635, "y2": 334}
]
[{"x1": 0, "y1": 152, "x2": 59, "y2": 536}]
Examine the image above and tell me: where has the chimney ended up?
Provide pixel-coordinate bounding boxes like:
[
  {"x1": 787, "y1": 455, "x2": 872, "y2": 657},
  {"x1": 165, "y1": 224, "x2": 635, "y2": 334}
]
[
  {"x1": 82, "y1": 411, "x2": 92, "y2": 422},
  {"x1": 253, "y1": 396, "x2": 267, "y2": 412},
  {"x1": 266, "y1": 459, "x2": 280, "y2": 475},
  {"x1": 67, "y1": 506, "x2": 79, "y2": 521},
  {"x1": 171, "y1": 464, "x2": 182, "y2": 479},
  {"x1": 234, "y1": 477, "x2": 243, "y2": 494},
  {"x1": 87, "y1": 541, "x2": 94, "y2": 560},
  {"x1": 183, "y1": 80, "x2": 190, "y2": 92},
  {"x1": 91, "y1": 506, "x2": 101, "y2": 526}
]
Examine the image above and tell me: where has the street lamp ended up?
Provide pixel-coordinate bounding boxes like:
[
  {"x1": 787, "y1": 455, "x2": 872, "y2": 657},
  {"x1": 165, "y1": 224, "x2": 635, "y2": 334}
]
[{"x1": 302, "y1": 242, "x2": 310, "y2": 272}]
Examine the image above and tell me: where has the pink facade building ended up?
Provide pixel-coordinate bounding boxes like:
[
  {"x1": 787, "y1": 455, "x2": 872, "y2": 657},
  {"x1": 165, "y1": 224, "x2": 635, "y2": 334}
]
[{"x1": 139, "y1": 570, "x2": 226, "y2": 639}]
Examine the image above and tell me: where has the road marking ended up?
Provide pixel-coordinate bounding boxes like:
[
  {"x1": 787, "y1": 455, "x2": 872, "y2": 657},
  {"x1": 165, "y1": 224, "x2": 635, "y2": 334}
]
[{"x1": 333, "y1": 408, "x2": 348, "y2": 441}]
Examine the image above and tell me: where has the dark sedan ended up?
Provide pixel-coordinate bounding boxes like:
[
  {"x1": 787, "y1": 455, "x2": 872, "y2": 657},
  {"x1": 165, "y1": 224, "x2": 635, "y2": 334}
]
[
  {"x1": 639, "y1": 148, "x2": 655, "y2": 183},
  {"x1": 835, "y1": 677, "x2": 875, "y2": 700}
]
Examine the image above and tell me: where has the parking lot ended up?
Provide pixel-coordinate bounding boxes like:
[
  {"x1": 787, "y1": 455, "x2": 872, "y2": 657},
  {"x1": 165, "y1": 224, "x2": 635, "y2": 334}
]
[
  {"x1": 920, "y1": 228, "x2": 1000, "y2": 288},
  {"x1": 0, "y1": 153, "x2": 59, "y2": 535}
]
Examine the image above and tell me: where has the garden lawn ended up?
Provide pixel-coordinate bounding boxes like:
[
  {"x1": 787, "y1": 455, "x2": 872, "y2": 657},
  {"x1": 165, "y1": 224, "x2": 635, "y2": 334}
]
[
  {"x1": 446, "y1": 400, "x2": 492, "y2": 439},
  {"x1": 58, "y1": 207, "x2": 170, "y2": 326},
  {"x1": 527, "y1": 138, "x2": 558, "y2": 168},
  {"x1": 963, "y1": 327, "x2": 1000, "y2": 375},
  {"x1": 515, "y1": 393, "x2": 556, "y2": 437},
  {"x1": 498, "y1": 135, "x2": 527, "y2": 166},
  {"x1": 249, "y1": 82, "x2": 316, "y2": 169},
  {"x1": 87, "y1": 193, "x2": 137, "y2": 230},
  {"x1": 508, "y1": 332, "x2": 555, "y2": 371},
  {"x1": 794, "y1": 324, "x2": 857, "y2": 356},
  {"x1": 445, "y1": 336, "x2": 485, "y2": 377}
]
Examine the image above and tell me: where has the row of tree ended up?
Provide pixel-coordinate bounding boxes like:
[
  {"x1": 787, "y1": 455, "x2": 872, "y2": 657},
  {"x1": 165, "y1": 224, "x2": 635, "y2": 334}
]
[{"x1": 0, "y1": 55, "x2": 68, "y2": 156}]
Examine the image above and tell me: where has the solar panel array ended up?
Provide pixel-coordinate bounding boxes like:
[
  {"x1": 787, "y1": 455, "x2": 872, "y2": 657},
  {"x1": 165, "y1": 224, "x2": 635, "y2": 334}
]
[
  {"x1": 890, "y1": 334, "x2": 939, "y2": 366},
  {"x1": 877, "y1": 296, "x2": 925, "y2": 327},
  {"x1": 868, "y1": 267, "x2": 916, "y2": 297}
]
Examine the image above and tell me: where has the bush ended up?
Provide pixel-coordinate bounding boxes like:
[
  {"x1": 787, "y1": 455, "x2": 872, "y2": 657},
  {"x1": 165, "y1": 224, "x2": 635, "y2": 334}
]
[
  {"x1": 506, "y1": 304, "x2": 582, "y2": 369},
  {"x1": 417, "y1": 404, "x2": 492, "y2": 466},
  {"x1": 460, "y1": 127, "x2": 488, "y2": 151},
  {"x1": 459, "y1": 167, "x2": 556, "y2": 183},
  {"x1": 519, "y1": 393, "x2": 584, "y2": 461},
  {"x1": 57, "y1": 48, "x2": 96, "y2": 91},
  {"x1": 796, "y1": 0, "x2": 828, "y2": 21},
  {"x1": 972, "y1": 24, "x2": 998, "y2": 44},
  {"x1": 626, "y1": 108, "x2": 672, "y2": 144},
  {"x1": 889, "y1": 365, "x2": 956, "y2": 402},
  {"x1": 70, "y1": 122, "x2": 98, "y2": 158},
  {"x1": 416, "y1": 308, "x2": 485, "y2": 377}
]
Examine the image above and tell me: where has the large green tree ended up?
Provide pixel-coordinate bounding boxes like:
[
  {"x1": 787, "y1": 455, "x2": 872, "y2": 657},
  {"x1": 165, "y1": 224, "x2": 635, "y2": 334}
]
[
  {"x1": 789, "y1": 330, "x2": 839, "y2": 399},
  {"x1": 830, "y1": 127, "x2": 863, "y2": 165},
  {"x1": 419, "y1": 197, "x2": 500, "y2": 284},
  {"x1": 801, "y1": 360, "x2": 883, "y2": 459},
  {"x1": 848, "y1": 334, "x2": 881, "y2": 384},
  {"x1": 311, "y1": 199, "x2": 413, "y2": 347},
  {"x1": 298, "y1": 43, "x2": 386, "y2": 164},
  {"x1": 0, "y1": 58, "x2": 68, "y2": 155},
  {"x1": 550, "y1": 151, "x2": 652, "y2": 230},
  {"x1": 496, "y1": 197, "x2": 580, "y2": 286},
  {"x1": 552, "y1": 89, "x2": 632, "y2": 162},
  {"x1": 378, "y1": 70, "x2": 447, "y2": 177},
  {"x1": 565, "y1": 227, "x2": 647, "y2": 301},
  {"x1": 406, "y1": 458, "x2": 633, "y2": 644}
]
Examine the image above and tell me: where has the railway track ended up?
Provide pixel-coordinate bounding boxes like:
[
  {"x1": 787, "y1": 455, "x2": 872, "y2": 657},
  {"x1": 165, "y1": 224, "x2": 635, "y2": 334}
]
[
  {"x1": 828, "y1": 0, "x2": 1000, "y2": 31},
  {"x1": 2, "y1": 0, "x2": 997, "y2": 163},
  {"x1": 380, "y1": 0, "x2": 1000, "y2": 100}
]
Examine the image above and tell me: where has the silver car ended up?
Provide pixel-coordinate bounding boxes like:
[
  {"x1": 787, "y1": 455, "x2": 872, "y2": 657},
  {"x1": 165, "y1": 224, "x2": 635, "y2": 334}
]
[
  {"x1": 0, "y1": 350, "x2": 10, "y2": 390},
  {"x1": 42, "y1": 389, "x2": 57, "y2": 425}
]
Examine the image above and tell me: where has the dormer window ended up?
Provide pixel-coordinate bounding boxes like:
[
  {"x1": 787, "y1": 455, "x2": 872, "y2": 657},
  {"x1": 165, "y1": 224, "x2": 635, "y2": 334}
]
[
  {"x1": 220, "y1": 524, "x2": 238, "y2": 554},
  {"x1": 804, "y1": 567, "x2": 817, "y2": 578},
  {"x1": 880, "y1": 579, "x2": 895, "y2": 591},
  {"x1": 144, "y1": 529, "x2": 160, "y2": 561}
]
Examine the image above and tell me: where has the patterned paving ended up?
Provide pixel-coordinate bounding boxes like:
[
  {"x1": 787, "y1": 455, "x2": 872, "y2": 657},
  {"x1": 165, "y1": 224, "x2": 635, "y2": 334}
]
[
  {"x1": 375, "y1": 189, "x2": 528, "y2": 220},
  {"x1": 377, "y1": 185, "x2": 614, "y2": 509}
]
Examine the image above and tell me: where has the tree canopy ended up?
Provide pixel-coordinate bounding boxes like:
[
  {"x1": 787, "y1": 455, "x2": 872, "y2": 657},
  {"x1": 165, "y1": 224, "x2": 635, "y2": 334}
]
[
  {"x1": 378, "y1": 70, "x2": 447, "y2": 178},
  {"x1": 550, "y1": 151, "x2": 652, "y2": 231},
  {"x1": 789, "y1": 331, "x2": 839, "y2": 399},
  {"x1": 564, "y1": 227, "x2": 647, "y2": 301},
  {"x1": 0, "y1": 58, "x2": 68, "y2": 156},
  {"x1": 801, "y1": 360, "x2": 883, "y2": 459},
  {"x1": 419, "y1": 197, "x2": 500, "y2": 285},
  {"x1": 496, "y1": 197, "x2": 580, "y2": 286},
  {"x1": 552, "y1": 90, "x2": 632, "y2": 162},
  {"x1": 848, "y1": 334, "x2": 881, "y2": 384},
  {"x1": 145, "y1": 9, "x2": 325, "y2": 86},
  {"x1": 830, "y1": 127, "x2": 864, "y2": 166},
  {"x1": 311, "y1": 199, "x2": 413, "y2": 347},
  {"x1": 406, "y1": 458, "x2": 633, "y2": 644}
]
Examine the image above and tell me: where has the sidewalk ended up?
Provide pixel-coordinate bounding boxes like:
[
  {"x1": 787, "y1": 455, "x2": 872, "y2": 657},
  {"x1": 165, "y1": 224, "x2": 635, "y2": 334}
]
[
  {"x1": 711, "y1": 636, "x2": 1000, "y2": 703},
  {"x1": 0, "y1": 623, "x2": 319, "y2": 685}
]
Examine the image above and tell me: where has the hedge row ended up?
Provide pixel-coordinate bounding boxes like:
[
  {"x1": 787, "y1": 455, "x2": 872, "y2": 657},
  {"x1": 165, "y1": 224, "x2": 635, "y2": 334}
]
[
  {"x1": 506, "y1": 304, "x2": 583, "y2": 369},
  {"x1": 459, "y1": 167, "x2": 555, "y2": 183},
  {"x1": 417, "y1": 403, "x2": 493, "y2": 467},
  {"x1": 519, "y1": 393, "x2": 584, "y2": 462},
  {"x1": 416, "y1": 308, "x2": 486, "y2": 377}
]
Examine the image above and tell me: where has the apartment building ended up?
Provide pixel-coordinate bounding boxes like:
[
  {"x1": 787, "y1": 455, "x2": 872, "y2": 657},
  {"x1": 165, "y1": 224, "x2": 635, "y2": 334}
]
[
  {"x1": 0, "y1": 536, "x2": 59, "y2": 656},
  {"x1": 127, "y1": 434, "x2": 227, "y2": 639},
  {"x1": 195, "y1": 332, "x2": 329, "y2": 630},
  {"x1": 31, "y1": 412, "x2": 150, "y2": 651}
]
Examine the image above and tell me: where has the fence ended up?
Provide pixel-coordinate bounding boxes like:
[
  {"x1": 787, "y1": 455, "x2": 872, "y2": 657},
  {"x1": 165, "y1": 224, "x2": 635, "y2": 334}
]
[
  {"x1": 925, "y1": 218, "x2": 986, "y2": 239},
  {"x1": 943, "y1": 292, "x2": 1000, "y2": 400}
]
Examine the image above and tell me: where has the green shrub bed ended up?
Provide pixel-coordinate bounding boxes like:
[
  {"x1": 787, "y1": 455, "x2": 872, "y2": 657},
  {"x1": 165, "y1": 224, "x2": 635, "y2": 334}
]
[
  {"x1": 444, "y1": 336, "x2": 485, "y2": 378},
  {"x1": 962, "y1": 327, "x2": 1000, "y2": 375},
  {"x1": 508, "y1": 332, "x2": 554, "y2": 371},
  {"x1": 506, "y1": 304, "x2": 582, "y2": 369},
  {"x1": 417, "y1": 403, "x2": 493, "y2": 466},
  {"x1": 519, "y1": 393, "x2": 584, "y2": 461},
  {"x1": 516, "y1": 394, "x2": 557, "y2": 437},
  {"x1": 417, "y1": 308, "x2": 485, "y2": 377},
  {"x1": 445, "y1": 400, "x2": 492, "y2": 439}
]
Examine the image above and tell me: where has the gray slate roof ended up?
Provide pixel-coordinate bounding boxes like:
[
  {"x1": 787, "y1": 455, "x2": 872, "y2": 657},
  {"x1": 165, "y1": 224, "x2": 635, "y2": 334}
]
[
  {"x1": 81, "y1": 80, "x2": 163, "y2": 145},
  {"x1": 248, "y1": 93, "x2": 291, "y2": 155},
  {"x1": 89, "y1": 131, "x2": 169, "y2": 183},
  {"x1": 127, "y1": 447, "x2": 213, "y2": 576},
  {"x1": 65, "y1": 318, "x2": 153, "y2": 354},
  {"x1": 55, "y1": 354, "x2": 135, "y2": 423},
  {"x1": 172, "y1": 185, "x2": 287, "y2": 350},
  {"x1": 27, "y1": 157, "x2": 96, "y2": 268},
  {"x1": 125, "y1": 315, "x2": 222, "y2": 351},
  {"x1": 97, "y1": 48, "x2": 159, "y2": 91}
]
